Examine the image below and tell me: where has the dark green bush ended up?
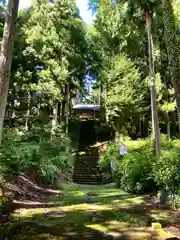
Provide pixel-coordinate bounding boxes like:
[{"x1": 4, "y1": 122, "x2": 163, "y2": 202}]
[
  {"x1": 100, "y1": 141, "x2": 119, "y2": 170},
  {"x1": 101, "y1": 136, "x2": 180, "y2": 195},
  {"x1": 153, "y1": 149, "x2": 180, "y2": 191},
  {"x1": 115, "y1": 151, "x2": 156, "y2": 193},
  {"x1": 0, "y1": 125, "x2": 73, "y2": 184}
]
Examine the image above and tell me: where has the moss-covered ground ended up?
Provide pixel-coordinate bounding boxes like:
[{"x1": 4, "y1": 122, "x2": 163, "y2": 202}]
[{"x1": 0, "y1": 183, "x2": 178, "y2": 240}]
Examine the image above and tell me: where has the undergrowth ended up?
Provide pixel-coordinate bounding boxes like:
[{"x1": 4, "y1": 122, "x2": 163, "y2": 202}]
[
  {"x1": 100, "y1": 134, "x2": 180, "y2": 206},
  {"x1": 0, "y1": 124, "x2": 73, "y2": 185}
]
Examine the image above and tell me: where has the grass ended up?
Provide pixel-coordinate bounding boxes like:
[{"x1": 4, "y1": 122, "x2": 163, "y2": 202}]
[{"x1": 1, "y1": 183, "x2": 178, "y2": 240}]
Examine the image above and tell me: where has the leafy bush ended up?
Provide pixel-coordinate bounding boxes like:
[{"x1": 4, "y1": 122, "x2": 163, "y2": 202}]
[
  {"x1": 115, "y1": 151, "x2": 156, "y2": 193},
  {"x1": 101, "y1": 136, "x2": 180, "y2": 195},
  {"x1": 100, "y1": 141, "x2": 119, "y2": 170},
  {"x1": 0, "y1": 125, "x2": 73, "y2": 184},
  {"x1": 169, "y1": 194, "x2": 180, "y2": 208},
  {"x1": 153, "y1": 149, "x2": 180, "y2": 191}
]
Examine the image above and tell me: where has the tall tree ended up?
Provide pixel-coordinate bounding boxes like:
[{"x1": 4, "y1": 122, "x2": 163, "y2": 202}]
[
  {"x1": 88, "y1": 0, "x2": 162, "y2": 154},
  {"x1": 146, "y1": 12, "x2": 160, "y2": 156},
  {"x1": 161, "y1": 0, "x2": 180, "y2": 132},
  {"x1": 14, "y1": 0, "x2": 87, "y2": 130},
  {"x1": 0, "y1": 0, "x2": 19, "y2": 143}
]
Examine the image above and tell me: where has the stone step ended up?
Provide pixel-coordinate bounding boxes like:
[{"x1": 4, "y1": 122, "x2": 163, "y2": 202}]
[
  {"x1": 76, "y1": 160, "x2": 99, "y2": 163},
  {"x1": 77, "y1": 157, "x2": 99, "y2": 162},
  {"x1": 74, "y1": 168, "x2": 99, "y2": 172},
  {"x1": 74, "y1": 168, "x2": 98, "y2": 172},
  {"x1": 75, "y1": 164, "x2": 98, "y2": 168},
  {"x1": 74, "y1": 170, "x2": 99, "y2": 174},
  {"x1": 73, "y1": 147, "x2": 103, "y2": 184},
  {"x1": 75, "y1": 158, "x2": 99, "y2": 162},
  {"x1": 73, "y1": 180, "x2": 102, "y2": 184},
  {"x1": 74, "y1": 162, "x2": 99, "y2": 167},
  {"x1": 73, "y1": 179, "x2": 102, "y2": 184},
  {"x1": 73, "y1": 181, "x2": 102, "y2": 185},
  {"x1": 73, "y1": 182, "x2": 102, "y2": 185},
  {"x1": 73, "y1": 173, "x2": 101, "y2": 177},
  {"x1": 76, "y1": 159, "x2": 99, "y2": 162},
  {"x1": 73, "y1": 174, "x2": 102, "y2": 181}
]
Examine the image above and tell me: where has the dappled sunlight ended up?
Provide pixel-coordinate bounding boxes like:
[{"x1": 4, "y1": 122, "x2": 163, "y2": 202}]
[
  {"x1": 14, "y1": 207, "x2": 49, "y2": 218},
  {"x1": 3, "y1": 184, "x2": 177, "y2": 240},
  {"x1": 63, "y1": 203, "x2": 113, "y2": 212},
  {"x1": 86, "y1": 223, "x2": 109, "y2": 233},
  {"x1": 107, "y1": 228, "x2": 152, "y2": 240},
  {"x1": 86, "y1": 222, "x2": 153, "y2": 240},
  {"x1": 150, "y1": 209, "x2": 175, "y2": 224},
  {"x1": 118, "y1": 228, "x2": 152, "y2": 240},
  {"x1": 96, "y1": 189, "x2": 125, "y2": 197},
  {"x1": 86, "y1": 220, "x2": 131, "y2": 233},
  {"x1": 111, "y1": 196, "x2": 145, "y2": 206}
]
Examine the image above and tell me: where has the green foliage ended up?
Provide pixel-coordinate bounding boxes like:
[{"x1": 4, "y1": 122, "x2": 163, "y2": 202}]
[
  {"x1": 115, "y1": 151, "x2": 156, "y2": 193},
  {"x1": 108, "y1": 139, "x2": 155, "y2": 193},
  {"x1": 87, "y1": 0, "x2": 180, "y2": 137},
  {"x1": 5, "y1": 0, "x2": 88, "y2": 131},
  {"x1": 87, "y1": 0, "x2": 151, "y2": 132},
  {"x1": 105, "y1": 55, "x2": 147, "y2": 122},
  {"x1": 101, "y1": 136, "x2": 180, "y2": 195},
  {"x1": 0, "y1": 125, "x2": 72, "y2": 184},
  {"x1": 100, "y1": 141, "x2": 119, "y2": 169},
  {"x1": 169, "y1": 193, "x2": 180, "y2": 208},
  {"x1": 153, "y1": 149, "x2": 180, "y2": 190},
  {"x1": 24, "y1": 0, "x2": 87, "y2": 102}
]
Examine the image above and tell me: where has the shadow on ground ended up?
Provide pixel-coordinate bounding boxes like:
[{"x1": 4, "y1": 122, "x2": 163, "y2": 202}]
[{"x1": 0, "y1": 184, "x2": 178, "y2": 240}]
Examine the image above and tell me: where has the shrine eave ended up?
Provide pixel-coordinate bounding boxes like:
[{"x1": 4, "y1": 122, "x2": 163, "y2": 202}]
[{"x1": 73, "y1": 104, "x2": 100, "y2": 112}]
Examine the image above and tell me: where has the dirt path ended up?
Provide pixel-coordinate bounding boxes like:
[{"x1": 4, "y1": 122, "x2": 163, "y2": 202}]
[{"x1": 0, "y1": 184, "x2": 179, "y2": 240}]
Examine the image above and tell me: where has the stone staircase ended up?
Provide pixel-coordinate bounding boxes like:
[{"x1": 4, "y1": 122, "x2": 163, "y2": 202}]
[{"x1": 73, "y1": 147, "x2": 103, "y2": 184}]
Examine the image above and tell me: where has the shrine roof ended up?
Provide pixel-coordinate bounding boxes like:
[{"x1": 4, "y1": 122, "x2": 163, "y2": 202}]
[{"x1": 73, "y1": 104, "x2": 100, "y2": 111}]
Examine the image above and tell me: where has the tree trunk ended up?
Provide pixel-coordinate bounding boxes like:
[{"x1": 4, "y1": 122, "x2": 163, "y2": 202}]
[
  {"x1": 0, "y1": 0, "x2": 19, "y2": 143},
  {"x1": 146, "y1": 12, "x2": 161, "y2": 157},
  {"x1": 100, "y1": 80, "x2": 105, "y2": 123},
  {"x1": 65, "y1": 83, "x2": 69, "y2": 134},
  {"x1": 162, "y1": 0, "x2": 180, "y2": 132},
  {"x1": 139, "y1": 119, "x2": 142, "y2": 138},
  {"x1": 167, "y1": 114, "x2": 171, "y2": 139},
  {"x1": 59, "y1": 102, "x2": 62, "y2": 123},
  {"x1": 8, "y1": 86, "x2": 16, "y2": 127},
  {"x1": 25, "y1": 91, "x2": 31, "y2": 131},
  {"x1": 115, "y1": 118, "x2": 120, "y2": 142},
  {"x1": 51, "y1": 102, "x2": 58, "y2": 134}
]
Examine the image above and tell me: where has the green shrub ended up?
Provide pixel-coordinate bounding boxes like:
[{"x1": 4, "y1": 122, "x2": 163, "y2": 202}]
[
  {"x1": 0, "y1": 125, "x2": 73, "y2": 184},
  {"x1": 100, "y1": 138, "x2": 155, "y2": 193},
  {"x1": 153, "y1": 149, "x2": 180, "y2": 191},
  {"x1": 99, "y1": 141, "x2": 119, "y2": 170},
  {"x1": 101, "y1": 135, "x2": 180, "y2": 197},
  {"x1": 115, "y1": 151, "x2": 156, "y2": 193},
  {"x1": 169, "y1": 194, "x2": 180, "y2": 208}
]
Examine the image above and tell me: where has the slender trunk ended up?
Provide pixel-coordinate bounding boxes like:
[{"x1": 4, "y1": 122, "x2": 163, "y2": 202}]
[
  {"x1": 65, "y1": 83, "x2": 69, "y2": 134},
  {"x1": 9, "y1": 86, "x2": 15, "y2": 127},
  {"x1": 37, "y1": 99, "x2": 41, "y2": 118},
  {"x1": 162, "y1": 0, "x2": 180, "y2": 132},
  {"x1": 76, "y1": 90, "x2": 80, "y2": 104},
  {"x1": 59, "y1": 102, "x2": 62, "y2": 123},
  {"x1": 61, "y1": 100, "x2": 65, "y2": 122},
  {"x1": 51, "y1": 102, "x2": 58, "y2": 134},
  {"x1": 100, "y1": 80, "x2": 105, "y2": 122},
  {"x1": 139, "y1": 119, "x2": 142, "y2": 138},
  {"x1": 25, "y1": 91, "x2": 31, "y2": 131},
  {"x1": 167, "y1": 114, "x2": 171, "y2": 139},
  {"x1": 115, "y1": 118, "x2": 120, "y2": 142},
  {"x1": 0, "y1": 0, "x2": 19, "y2": 143},
  {"x1": 146, "y1": 12, "x2": 161, "y2": 157},
  {"x1": 104, "y1": 83, "x2": 109, "y2": 123}
]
